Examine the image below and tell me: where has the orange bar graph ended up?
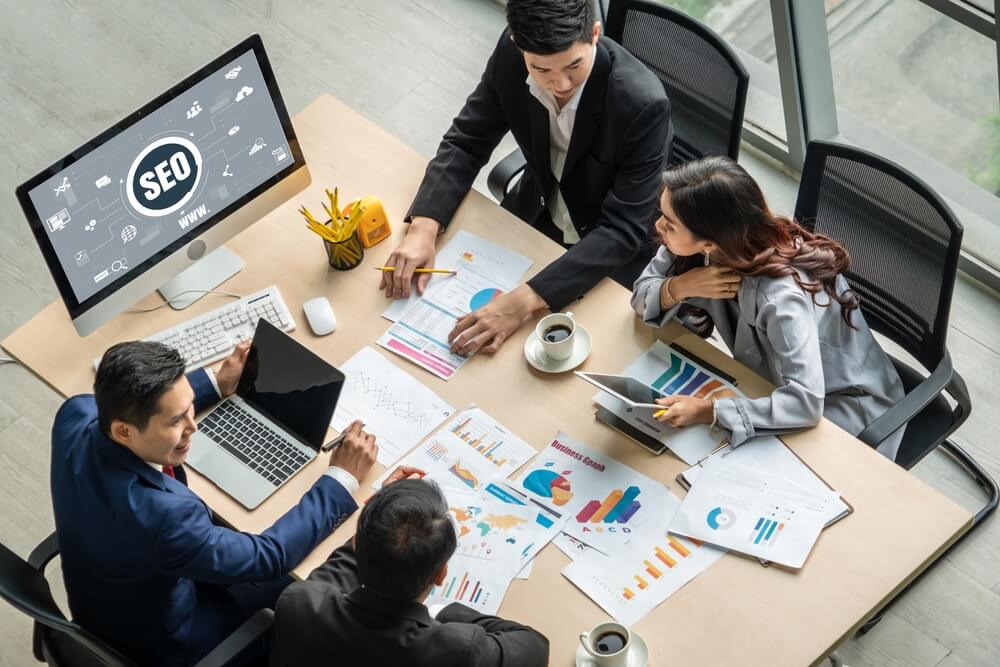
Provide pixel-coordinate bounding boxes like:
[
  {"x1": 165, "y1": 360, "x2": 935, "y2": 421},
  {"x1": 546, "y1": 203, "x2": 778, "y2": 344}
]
[
  {"x1": 644, "y1": 559, "x2": 663, "y2": 579},
  {"x1": 590, "y1": 489, "x2": 625, "y2": 523},
  {"x1": 668, "y1": 535, "x2": 691, "y2": 558},
  {"x1": 655, "y1": 546, "x2": 676, "y2": 568},
  {"x1": 694, "y1": 379, "x2": 722, "y2": 398},
  {"x1": 623, "y1": 588, "x2": 635, "y2": 600},
  {"x1": 634, "y1": 574, "x2": 648, "y2": 590}
]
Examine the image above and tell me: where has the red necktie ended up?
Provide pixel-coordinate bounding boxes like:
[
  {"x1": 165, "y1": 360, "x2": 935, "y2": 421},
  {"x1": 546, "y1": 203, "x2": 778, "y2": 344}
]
[{"x1": 162, "y1": 465, "x2": 176, "y2": 479}]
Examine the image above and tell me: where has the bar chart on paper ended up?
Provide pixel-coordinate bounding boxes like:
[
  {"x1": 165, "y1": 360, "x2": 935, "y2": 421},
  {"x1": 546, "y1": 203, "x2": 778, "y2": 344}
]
[
  {"x1": 431, "y1": 567, "x2": 497, "y2": 610},
  {"x1": 562, "y1": 520, "x2": 726, "y2": 626},
  {"x1": 576, "y1": 487, "x2": 642, "y2": 525},
  {"x1": 449, "y1": 411, "x2": 531, "y2": 469}
]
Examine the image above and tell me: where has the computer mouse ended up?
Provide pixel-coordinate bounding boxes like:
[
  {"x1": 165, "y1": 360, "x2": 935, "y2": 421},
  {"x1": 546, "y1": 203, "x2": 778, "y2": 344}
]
[{"x1": 303, "y1": 297, "x2": 336, "y2": 336}]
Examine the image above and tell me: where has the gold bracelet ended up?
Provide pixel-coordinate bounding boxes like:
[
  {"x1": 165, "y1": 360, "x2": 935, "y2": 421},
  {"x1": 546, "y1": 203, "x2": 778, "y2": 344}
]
[{"x1": 662, "y1": 277, "x2": 679, "y2": 308}]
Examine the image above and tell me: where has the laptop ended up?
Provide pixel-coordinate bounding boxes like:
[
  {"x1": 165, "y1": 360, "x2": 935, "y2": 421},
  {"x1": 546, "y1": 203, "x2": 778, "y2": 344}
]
[{"x1": 186, "y1": 319, "x2": 345, "y2": 509}]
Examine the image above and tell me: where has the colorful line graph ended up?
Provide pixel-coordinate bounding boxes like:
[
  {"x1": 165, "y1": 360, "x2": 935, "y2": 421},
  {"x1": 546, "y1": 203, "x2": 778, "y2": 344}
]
[
  {"x1": 650, "y1": 351, "x2": 737, "y2": 400},
  {"x1": 448, "y1": 462, "x2": 479, "y2": 489},
  {"x1": 576, "y1": 486, "x2": 642, "y2": 524}
]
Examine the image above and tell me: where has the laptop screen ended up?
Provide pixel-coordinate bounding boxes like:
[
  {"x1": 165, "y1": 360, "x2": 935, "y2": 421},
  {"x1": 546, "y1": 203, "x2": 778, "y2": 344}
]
[{"x1": 236, "y1": 319, "x2": 344, "y2": 449}]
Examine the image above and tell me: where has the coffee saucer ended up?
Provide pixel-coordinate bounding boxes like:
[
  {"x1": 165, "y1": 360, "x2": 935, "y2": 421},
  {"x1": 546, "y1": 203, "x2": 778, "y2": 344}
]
[
  {"x1": 575, "y1": 632, "x2": 649, "y2": 667},
  {"x1": 524, "y1": 325, "x2": 592, "y2": 373}
]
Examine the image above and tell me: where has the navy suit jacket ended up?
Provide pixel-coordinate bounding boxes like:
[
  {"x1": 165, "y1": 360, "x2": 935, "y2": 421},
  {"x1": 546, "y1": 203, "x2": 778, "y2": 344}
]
[{"x1": 50, "y1": 369, "x2": 357, "y2": 666}]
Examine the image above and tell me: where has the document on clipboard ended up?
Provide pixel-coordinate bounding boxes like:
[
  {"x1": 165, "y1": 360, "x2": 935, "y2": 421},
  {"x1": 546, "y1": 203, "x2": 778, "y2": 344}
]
[{"x1": 676, "y1": 435, "x2": 852, "y2": 529}]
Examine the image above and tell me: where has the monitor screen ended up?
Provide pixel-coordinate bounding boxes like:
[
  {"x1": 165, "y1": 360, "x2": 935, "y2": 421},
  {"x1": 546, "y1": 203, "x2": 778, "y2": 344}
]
[
  {"x1": 237, "y1": 320, "x2": 345, "y2": 449},
  {"x1": 16, "y1": 35, "x2": 303, "y2": 324}
]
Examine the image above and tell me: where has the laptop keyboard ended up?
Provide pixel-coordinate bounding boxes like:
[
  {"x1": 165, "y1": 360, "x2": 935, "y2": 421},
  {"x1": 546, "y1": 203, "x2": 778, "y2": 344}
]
[{"x1": 199, "y1": 401, "x2": 313, "y2": 486}]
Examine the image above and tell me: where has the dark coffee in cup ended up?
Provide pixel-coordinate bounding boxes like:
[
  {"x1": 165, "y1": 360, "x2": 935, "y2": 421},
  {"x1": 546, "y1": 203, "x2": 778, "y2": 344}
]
[
  {"x1": 594, "y1": 631, "x2": 627, "y2": 655},
  {"x1": 542, "y1": 324, "x2": 573, "y2": 343}
]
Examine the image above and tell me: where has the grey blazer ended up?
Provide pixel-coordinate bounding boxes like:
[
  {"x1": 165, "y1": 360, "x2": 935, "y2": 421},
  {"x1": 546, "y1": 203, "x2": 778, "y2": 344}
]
[{"x1": 631, "y1": 247, "x2": 906, "y2": 460}]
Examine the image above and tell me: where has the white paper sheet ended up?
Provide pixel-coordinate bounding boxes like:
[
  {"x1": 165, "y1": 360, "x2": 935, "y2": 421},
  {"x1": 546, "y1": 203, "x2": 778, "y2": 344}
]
[
  {"x1": 371, "y1": 407, "x2": 537, "y2": 493},
  {"x1": 330, "y1": 347, "x2": 455, "y2": 467},
  {"x1": 593, "y1": 341, "x2": 740, "y2": 465},
  {"x1": 508, "y1": 431, "x2": 673, "y2": 556},
  {"x1": 670, "y1": 458, "x2": 841, "y2": 569},
  {"x1": 381, "y1": 230, "x2": 534, "y2": 322},
  {"x1": 562, "y1": 491, "x2": 726, "y2": 626}
]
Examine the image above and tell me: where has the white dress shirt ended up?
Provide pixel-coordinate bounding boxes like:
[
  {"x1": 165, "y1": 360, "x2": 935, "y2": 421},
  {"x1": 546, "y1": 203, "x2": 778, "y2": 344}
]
[{"x1": 525, "y1": 47, "x2": 596, "y2": 245}]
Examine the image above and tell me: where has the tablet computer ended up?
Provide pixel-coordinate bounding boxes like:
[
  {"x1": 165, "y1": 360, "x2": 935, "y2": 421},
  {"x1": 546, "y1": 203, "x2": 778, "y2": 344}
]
[{"x1": 575, "y1": 372, "x2": 664, "y2": 410}]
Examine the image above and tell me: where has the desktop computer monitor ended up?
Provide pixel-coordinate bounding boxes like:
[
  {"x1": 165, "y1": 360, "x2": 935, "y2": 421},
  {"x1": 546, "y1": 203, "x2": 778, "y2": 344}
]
[{"x1": 15, "y1": 34, "x2": 310, "y2": 336}]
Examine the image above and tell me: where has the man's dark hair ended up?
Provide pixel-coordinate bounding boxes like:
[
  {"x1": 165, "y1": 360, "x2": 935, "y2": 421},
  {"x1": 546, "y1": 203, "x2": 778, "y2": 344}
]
[
  {"x1": 355, "y1": 479, "x2": 457, "y2": 601},
  {"x1": 506, "y1": 0, "x2": 596, "y2": 55},
  {"x1": 94, "y1": 341, "x2": 186, "y2": 435}
]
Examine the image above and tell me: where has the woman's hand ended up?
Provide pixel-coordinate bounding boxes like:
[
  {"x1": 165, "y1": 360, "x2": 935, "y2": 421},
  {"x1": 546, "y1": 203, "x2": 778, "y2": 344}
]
[
  {"x1": 671, "y1": 266, "x2": 742, "y2": 301},
  {"x1": 653, "y1": 396, "x2": 714, "y2": 428}
]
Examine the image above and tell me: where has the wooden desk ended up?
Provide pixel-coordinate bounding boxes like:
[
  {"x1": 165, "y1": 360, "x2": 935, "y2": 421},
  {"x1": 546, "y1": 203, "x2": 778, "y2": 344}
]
[{"x1": 3, "y1": 94, "x2": 972, "y2": 666}]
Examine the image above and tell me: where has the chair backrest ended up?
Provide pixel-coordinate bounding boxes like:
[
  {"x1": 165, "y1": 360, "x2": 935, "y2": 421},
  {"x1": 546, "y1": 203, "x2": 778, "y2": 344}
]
[
  {"x1": 0, "y1": 541, "x2": 135, "y2": 667},
  {"x1": 604, "y1": 0, "x2": 749, "y2": 165},
  {"x1": 793, "y1": 140, "x2": 963, "y2": 371}
]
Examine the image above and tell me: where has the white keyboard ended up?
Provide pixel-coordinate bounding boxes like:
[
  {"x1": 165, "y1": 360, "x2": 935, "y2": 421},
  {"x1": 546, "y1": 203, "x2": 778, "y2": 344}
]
[{"x1": 93, "y1": 286, "x2": 295, "y2": 373}]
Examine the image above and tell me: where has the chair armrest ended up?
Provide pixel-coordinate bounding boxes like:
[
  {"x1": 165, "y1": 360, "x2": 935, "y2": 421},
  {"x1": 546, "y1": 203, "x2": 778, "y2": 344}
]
[
  {"x1": 27, "y1": 532, "x2": 59, "y2": 571},
  {"x1": 486, "y1": 148, "x2": 527, "y2": 202},
  {"x1": 193, "y1": 608, "x2": 274, "y2": 667},
  {"x1": 857, "y1": 352, "x2": 953, "y2": 448}
]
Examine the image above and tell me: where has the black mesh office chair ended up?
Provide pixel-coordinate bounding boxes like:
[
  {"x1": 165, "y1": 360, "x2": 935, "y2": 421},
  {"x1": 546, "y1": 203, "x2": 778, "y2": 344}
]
[
  {"x1": 793, "y1": 140, "x2": 998, "y2": 632},
  {"x1": 0, "y1": 533, "x2": 274, "y2": 667},
  {"x1": 487, "y1": 0, "x2": 749, "y2": 201}
]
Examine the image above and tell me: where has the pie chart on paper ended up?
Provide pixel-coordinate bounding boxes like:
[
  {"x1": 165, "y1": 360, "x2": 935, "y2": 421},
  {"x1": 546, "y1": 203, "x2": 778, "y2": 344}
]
[{"x1": 470, "y1": 288, "x2": 503, "y2": 311}]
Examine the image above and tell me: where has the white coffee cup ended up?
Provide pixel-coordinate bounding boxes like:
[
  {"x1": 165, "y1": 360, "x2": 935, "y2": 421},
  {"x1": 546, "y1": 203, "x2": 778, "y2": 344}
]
[
  {"x1": 535, "y1": 312, "x2": 576, "y2": 361},
  {"x1": 579, "y1": 621, "x2": 631, "y2": 667}
]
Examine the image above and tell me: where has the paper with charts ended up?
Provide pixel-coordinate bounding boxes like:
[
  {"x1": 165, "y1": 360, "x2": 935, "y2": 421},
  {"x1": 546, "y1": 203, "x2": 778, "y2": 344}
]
[
  {"x1": 481, "y1": 481, "x2": 571, "y2": 578},
  {"x1": 670, "y1": 458, "x2": 841, "y2": 569},
  {"x1": 378, "y1": 267, "x2": 511, "y2": 380},
  {"x1": 593, "y1": 341, "x2": 740, "y2": 464},
  {"x1": 382, "y1": 230, "x2": 534, "y2": 322},
  {"x1": 680, "y1": 435, "x2": 850, "y2": 527},
  {"x1": 424, "y1": 488, "x2": 560, "y2": 615},
  {"x1": 562, "y1": 490, "x2": 726, "y2": 626},
  {"x1": 331, "y1": 347, "x2": 455, "y2": 467},
  {"x1": 509, "y1": 431, "x2": 673, "y2": 556},
  {"x1": 372, "y1": 406, "x2": 537, "y2": 493}
]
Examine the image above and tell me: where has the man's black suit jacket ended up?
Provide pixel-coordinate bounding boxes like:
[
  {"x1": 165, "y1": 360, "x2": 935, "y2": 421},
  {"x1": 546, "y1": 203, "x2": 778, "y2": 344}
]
[
  {"x1": 406, "y1": 31, "x2": 672, "y2": 311},
  {"x1": 269, "y1": 543, "x2": 549, "y2": 667}
]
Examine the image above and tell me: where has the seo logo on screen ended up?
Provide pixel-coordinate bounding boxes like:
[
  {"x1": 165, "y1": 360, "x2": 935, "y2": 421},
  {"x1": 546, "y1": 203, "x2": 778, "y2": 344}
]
[{"x1": 126, "y1": 136, "x2": 203, "y2": 217}]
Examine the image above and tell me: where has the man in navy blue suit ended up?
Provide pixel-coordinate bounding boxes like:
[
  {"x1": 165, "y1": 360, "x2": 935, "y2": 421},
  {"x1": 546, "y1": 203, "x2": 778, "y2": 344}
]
[{"x1": 50, "y1": 340, "x2": 378, "y2": 666}]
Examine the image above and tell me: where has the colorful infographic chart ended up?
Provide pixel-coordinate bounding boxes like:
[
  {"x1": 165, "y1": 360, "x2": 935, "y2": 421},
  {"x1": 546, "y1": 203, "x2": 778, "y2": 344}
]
[
  {"x1": 469, "y1": 287, "x2": 503, "y2": 311},
  {"x1": 562, "y1": 492, "x2": 726, "y2": 626},
  {"x1": 511, "y1": 432, "x2": 672, "y2": 555},
  {"x1": 649, "y1": 348, "x2": 738, "y2": 400}
]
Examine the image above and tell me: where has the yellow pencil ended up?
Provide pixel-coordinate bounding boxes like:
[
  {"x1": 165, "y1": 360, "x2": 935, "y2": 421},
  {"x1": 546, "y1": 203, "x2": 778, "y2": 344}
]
[
  {"x1": 654, "y1": 409, "x2": 667, "y2": 419},
  {"x1": 373, "y1": 267, "x2": 456, "y2": 274}
]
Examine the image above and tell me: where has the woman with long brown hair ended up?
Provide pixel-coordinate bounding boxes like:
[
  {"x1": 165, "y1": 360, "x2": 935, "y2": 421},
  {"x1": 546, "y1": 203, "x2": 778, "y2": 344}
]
[{"x1": 631, "y1": 156, "x2": 905, "y2": 459}]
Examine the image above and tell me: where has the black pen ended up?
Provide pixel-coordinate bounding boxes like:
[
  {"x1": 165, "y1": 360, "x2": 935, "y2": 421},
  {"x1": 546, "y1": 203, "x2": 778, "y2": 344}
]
[{"x1": 321, "y1": 423, "x2": 365, "y2": 452}]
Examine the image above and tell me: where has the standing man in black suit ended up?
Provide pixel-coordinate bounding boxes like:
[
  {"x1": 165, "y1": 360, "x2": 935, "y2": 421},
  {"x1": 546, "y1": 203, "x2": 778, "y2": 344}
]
[
  {"x1": 269, "y1": 478, "x2": 549, "y2": 667},
  {"x1": 380, "y1": 0, "x2": 672, "y2": 355}
]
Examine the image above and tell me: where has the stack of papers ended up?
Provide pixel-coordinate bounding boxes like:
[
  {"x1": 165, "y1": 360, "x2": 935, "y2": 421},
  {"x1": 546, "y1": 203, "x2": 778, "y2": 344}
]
[
  {"x1": 378, "y1": 266, "x2": 510, "y2": 380},
  {"x1": 372, "y1": 406, "x2": 537, "y2": 493},
  {"x1": 670, "y1": 458, "x2": 842, "y2": 569},
  {"x1": 331, "y1": 347, "x2": 455, "y2": 467}
]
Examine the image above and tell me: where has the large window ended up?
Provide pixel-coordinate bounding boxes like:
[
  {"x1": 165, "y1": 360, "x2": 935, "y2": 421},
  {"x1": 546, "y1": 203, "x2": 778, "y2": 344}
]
[{"x1": 648, "y1": 0, "x2": 1000, "y2": 283}]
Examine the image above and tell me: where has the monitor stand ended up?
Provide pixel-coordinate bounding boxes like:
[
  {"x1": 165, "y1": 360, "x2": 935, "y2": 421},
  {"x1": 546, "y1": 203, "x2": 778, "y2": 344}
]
[{"x1": 158, "y1": 246, "x2": 244, "y2": 310}]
